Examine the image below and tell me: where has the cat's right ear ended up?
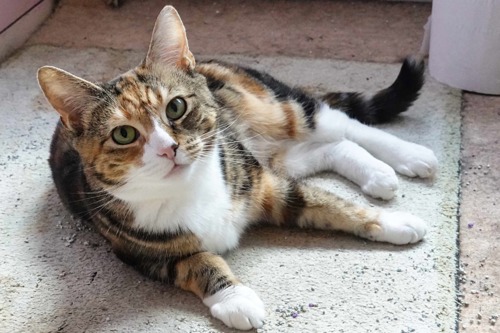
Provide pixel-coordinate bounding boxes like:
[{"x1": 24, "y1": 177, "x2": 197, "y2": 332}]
[
  {"x1": 37, "y1": 66, "x2": 103, "y2": 131},
  {"x1": 144, "y1": 6, "x2": 195, "y2": 71}
]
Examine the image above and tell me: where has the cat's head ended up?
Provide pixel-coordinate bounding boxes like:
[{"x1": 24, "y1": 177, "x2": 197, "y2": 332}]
[{"x1": 38, "y1": 6, "x2": 218, "y2": 200}]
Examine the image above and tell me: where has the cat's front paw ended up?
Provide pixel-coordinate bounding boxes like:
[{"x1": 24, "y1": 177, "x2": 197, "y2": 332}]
[
  {"x1": 361, "y1": 168, "x2": 399, "y2": 200},
  {"x1": 361, "y1": 211, "x2": 427, "y2": 245},
  {"x1": 393, "y1": 144, "x2": 438, "y2": 178},
  {"x1": 203, "y1": 285, "x2": 266, "y2": 330}
]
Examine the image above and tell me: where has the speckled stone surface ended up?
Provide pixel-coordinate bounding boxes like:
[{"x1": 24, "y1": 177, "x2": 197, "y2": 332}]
[{"x1": 457, "y1": 94, "x2": 500, "y2": 332}]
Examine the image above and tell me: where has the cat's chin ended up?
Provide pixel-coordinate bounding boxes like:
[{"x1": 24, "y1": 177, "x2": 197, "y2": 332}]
[{"x1": 164, "y1": 164, "x2": 187, "y2": 178}]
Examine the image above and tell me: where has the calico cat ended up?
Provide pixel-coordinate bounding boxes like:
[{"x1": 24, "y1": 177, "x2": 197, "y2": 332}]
[{"x1": 37, "y1": 6, "x2": 437, "y2": 331}]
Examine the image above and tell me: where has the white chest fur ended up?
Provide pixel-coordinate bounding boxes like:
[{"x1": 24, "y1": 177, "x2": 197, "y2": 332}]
[{"x1": 113, "y1": 147, "x2": 244, "y2": 254}]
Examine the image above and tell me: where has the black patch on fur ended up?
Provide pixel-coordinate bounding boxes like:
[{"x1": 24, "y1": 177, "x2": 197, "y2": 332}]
[
  {"x1": 210, "y1": 275, "x2": 232, "y2": 295},
  {"x1": 104, "y1": 77, "x2": 124, "y2": 96},
  {"x1": 50, "y1": 149, "x2": 90, "y2": 221},
  {"x1": 205, "y1": 76, "x2": 225, "y2": 92},
  {"x1": 234, "y1": 141, "x2": 260, "y2": 196},
  {"x1": 218, "y1": 142, "x2": 228, "y2": 183},
  {"x1": 135, "y1": 73, "x2": 150, "y2": 84},
  {"x1": 240, "y1": 67, "x2": 319, "y2": 128},
  {"x1": 282, "y1": 182, "x2": 307, "y2": 226},
  {"x1": 49, "y1": 125, "x2": 91, "y2": 221},
  {"x1": 322, "y1": 57, "x2": 425, "y2": 124},
  {"x1": 201, "y1": 266, "x2": 219, "y2": 295},
  {"x1": 115, "y1": 250, "x2": 189, "y2": 284},
  {"x1": 144, "y1": 257, "x2": 181, "y2": 283},
  {"x1": 235, "y1": 172, "x2": 253, "y2": 197},
  {"x1": 236, "y1": 142, "x2": 260, "y2": 169}
]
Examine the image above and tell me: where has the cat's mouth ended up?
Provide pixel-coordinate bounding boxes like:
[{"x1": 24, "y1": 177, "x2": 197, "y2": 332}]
[{"x1": 164, "y1": 163, "x2": 186, "y2": 178}]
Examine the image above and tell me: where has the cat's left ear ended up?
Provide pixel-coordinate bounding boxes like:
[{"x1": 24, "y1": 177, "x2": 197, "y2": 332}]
[{"x1": 145, "y1": 6, "x2": 195, "y2": 71}]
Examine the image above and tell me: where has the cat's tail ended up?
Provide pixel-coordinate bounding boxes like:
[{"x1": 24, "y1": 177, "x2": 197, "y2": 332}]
[{"x1": 321, "y1": 56, "x2": 425, "y2": 124}]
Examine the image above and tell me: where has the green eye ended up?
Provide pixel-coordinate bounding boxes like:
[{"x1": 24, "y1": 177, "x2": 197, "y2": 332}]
[
  {"x1": 112, "y1": 126, "x2": 139, "y2": 145},
  {"x1": 166, "y1": 97, "x2": 187, "y2": 120}
]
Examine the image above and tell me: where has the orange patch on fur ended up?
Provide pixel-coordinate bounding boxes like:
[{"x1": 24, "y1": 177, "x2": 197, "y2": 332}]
[
  {"x1": 255, "y1": 173, "x2": 282, "y2": 222},
  {"x1": 364, "y1": 222, "x2": 382, "y2": 234},
  {"x1": 237, "y1": 75, "x2": 269, "y2": 99},
  {"x1": 282, "y1": 103, "x2": 297, "y2": 138}
]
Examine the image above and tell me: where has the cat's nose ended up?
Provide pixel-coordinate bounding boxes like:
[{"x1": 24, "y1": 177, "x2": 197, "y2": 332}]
[{"x1": 158, "y1": 143, "x2": 178, "y2": 160}]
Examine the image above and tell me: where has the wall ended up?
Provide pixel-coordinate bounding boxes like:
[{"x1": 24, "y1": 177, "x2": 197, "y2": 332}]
[{"x1": 0, "y1": 0, "x2": 54, "y2": 61}]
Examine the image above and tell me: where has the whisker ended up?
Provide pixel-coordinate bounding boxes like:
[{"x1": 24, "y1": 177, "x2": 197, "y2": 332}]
[{"x1": 86, "y1": 196, "x2": 119, "y2": 221}]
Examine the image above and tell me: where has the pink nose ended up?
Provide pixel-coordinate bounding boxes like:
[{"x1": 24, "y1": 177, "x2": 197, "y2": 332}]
[{"x1": 157, "y1": 143, "x2": 178, "y2": 160}]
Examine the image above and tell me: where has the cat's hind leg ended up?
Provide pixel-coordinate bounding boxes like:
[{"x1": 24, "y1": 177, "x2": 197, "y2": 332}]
[
  {"x1": 275, "y1": 104, "x2": 403, "y2": 200},
  {"x1": 310, "y1": 104, "x2": 438, "y2": 179},
  {"x1": 258, "y1": 176, "x2": 426, "y2": 245},
  {"x1": 343, "y1": 111, "x2": 438, "y2": 179},
  {"x1": 281, "y1": 139, "x2": 399, "y2": 200}
]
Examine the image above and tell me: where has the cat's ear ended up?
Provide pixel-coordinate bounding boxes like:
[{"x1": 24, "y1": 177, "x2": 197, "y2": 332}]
[
  {"x1": 37, "y1": 66, "x2": 103, "y2": 131},
  {"x1": 145, "y1": 6, "x2": 195, "y2": 71}
]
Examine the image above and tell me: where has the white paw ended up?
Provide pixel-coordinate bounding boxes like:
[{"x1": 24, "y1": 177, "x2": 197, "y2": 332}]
[
  {"x1": 393, "y1": 144, "x2": 438, "y2": 178},
  {"x1": 361, "y1": 167, "x2": 399, "y2": 200},
  {"x1": 362, "y1": 211, "x2": 427, "y2": 245},
  {"x1": 203, "y1": 285, "x2": 266, "y2": 330}
]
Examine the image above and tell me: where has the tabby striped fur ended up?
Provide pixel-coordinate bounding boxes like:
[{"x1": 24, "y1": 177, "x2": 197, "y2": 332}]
[{"x1": 37, "y1": 6, "x2": 437, "y2": 330}]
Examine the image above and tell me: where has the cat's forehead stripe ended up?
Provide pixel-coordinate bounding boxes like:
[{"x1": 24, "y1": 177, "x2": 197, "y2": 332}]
[
  {"x1": 146, "y1": 87, "x2": 159, "y2": 105},
  {"x1": 115, "y1": 72, "x2": 169, "y2": 109},
  {"x1": 116, "y1": 74, "x2": 141, "y2": 92},
  {"x1": 115, "y1": 107, "x2": 132, "y2": 121}
]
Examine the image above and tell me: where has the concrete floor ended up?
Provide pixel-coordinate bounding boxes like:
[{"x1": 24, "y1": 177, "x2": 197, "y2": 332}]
[{"x1": 3, "y1": 0, "x2": 499, "y2": 331}]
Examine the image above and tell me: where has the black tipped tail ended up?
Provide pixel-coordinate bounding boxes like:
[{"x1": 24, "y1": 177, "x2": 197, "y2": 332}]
[{"x1": 321, "y1": 57, "x2": 425, "y2": 124}]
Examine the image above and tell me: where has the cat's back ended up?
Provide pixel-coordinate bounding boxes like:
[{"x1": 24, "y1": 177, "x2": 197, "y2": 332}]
[{"x1": 196, "y1": 60, "x2": 318, "y2": 149}]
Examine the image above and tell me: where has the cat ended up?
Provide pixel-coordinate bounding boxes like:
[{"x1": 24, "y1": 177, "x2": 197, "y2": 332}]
[{"x1": 37, "y1": 5, "x2": 437, "y2": 331}]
